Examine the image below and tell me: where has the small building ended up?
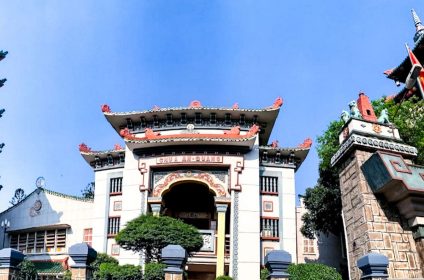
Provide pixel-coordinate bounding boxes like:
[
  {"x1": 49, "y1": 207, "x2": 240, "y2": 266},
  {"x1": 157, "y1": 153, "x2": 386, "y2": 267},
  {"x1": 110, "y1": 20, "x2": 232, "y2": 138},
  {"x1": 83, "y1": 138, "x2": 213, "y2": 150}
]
[{"x1": 0, "y1": 98, "x2": 311, "y2": 279}]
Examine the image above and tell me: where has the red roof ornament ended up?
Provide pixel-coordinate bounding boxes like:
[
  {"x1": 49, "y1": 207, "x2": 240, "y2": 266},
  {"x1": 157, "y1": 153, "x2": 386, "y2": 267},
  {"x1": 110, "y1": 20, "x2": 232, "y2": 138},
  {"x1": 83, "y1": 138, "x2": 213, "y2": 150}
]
[
  {"x1": 152, "y1": 105, "x2": 160, "y2": 111},
  {"x1": 223, "y1": 126, "x2": 240, "y2": 136},
  {"x1": 232, "y1": 103, "x2": 239, "y2": 109},
  {"x1": 383, "y1": 69, "x2": 393, "y2": 76},
  {"x1": 357, "y1": 92, "x2": 377, "y2": 122},
  {"x1": 247, "y1": 124, "x2": 260, "y2": 137},
  {"x1": 189, "y1": 100, "x2": 202, "y2": 108},
  {"x1": 272, "y1": 97, "x2": 284, "y2": 109},
  {"x1": 79, "y1": 143, "x2": 92, "y2": 152},
  {"x1": 119, "y1": 128, "x2": 134, "y2": 138},
  {"x1": 144, "y1": 128, "x2": 161, "y2": 139},
  {"x1": 298, "y1": 138, "x2": 312, "y2": 148},
  {"x1": 271, "y1": 140, "x2": 279, "y2": 148},
  {"x1": 101, "y1": 104, "x2": 111, "y2": 113},
  {"x1": 114, "y1": 144, "x2": 123, "y2": 150}
]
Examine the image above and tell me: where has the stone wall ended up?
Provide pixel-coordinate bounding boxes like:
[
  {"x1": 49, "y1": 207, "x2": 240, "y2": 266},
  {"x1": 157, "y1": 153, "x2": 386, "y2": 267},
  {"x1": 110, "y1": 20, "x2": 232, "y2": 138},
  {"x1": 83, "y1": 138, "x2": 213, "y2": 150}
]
[{"x1": 339, "y1": 150, "x2": 422, "y2": 279}]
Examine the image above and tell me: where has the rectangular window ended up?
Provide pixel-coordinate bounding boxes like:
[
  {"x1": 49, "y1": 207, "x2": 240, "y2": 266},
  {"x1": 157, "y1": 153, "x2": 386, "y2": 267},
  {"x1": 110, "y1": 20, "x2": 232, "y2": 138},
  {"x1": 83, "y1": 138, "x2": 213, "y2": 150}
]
[
  {"x1": 114, "y1": 201, "x2": 122, "y2": 211},
  {"x1": 10, "y1": 229, "x2": 66, "y2": 254},
  {"x1": 260, "y1": 176, "x2": 278, "y2": 194},
  {"x1": 260, "y1": 217, "x2": 279, "y2": 240},
  {"x1": 83, "y1": 228, "x2": 93, "y2": 246},
  {"x1": 108, "y1": 217, "x2": 121, "y2": 236},
  {"x1": 303, "y1": 239, "x2": 316, "y2": 254},
  {"x1": 110, "y1": 177, "x2": 123, "y2": 194}
]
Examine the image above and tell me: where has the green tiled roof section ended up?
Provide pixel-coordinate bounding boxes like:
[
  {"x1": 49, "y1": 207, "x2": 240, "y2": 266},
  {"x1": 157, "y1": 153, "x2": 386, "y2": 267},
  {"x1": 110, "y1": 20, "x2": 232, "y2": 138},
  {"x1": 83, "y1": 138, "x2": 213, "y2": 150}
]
[
  {"x1": 42, "y1": 188, "x2": 93, "y2": 202},
  {"x1": 33, "y1": 261, "x2": 65, "y2": 275}
]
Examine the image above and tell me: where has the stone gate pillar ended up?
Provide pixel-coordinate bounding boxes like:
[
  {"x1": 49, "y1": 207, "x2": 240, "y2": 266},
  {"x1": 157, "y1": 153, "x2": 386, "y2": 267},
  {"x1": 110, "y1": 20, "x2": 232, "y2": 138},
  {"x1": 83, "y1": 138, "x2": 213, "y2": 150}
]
[
  {"x1": 0, "y1": 249, "x2": 24, "y2": 280},
  {"x1": 331, "y1": 93, "x2": 423, "y2": 279}
]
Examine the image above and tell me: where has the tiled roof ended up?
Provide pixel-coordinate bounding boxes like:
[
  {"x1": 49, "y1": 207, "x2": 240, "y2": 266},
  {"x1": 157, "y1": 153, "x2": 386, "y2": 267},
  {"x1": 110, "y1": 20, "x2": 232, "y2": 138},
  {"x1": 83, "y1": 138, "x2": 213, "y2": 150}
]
[{"x1": 33, "y1": 261, "x2": 65, "y2": 275}]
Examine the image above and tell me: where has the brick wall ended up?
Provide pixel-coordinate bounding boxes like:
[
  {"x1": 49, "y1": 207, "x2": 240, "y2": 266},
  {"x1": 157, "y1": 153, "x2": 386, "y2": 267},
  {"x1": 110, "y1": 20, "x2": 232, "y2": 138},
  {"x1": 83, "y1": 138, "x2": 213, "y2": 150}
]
[{"x1": 339, "y1": 150, "x2": 423, "y2": 279}]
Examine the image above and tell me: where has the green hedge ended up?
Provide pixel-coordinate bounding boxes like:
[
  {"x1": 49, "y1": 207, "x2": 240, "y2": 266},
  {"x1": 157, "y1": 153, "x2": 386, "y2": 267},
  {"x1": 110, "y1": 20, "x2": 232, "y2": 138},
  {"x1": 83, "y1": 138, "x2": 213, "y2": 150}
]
[
  {"x1": 215, "y1": 276, "x2": 233, "y2": 280},
  {"x1": 98, "y1": 263, "x2": 143, "y2": 280},
  {"x1": 144, "y1": 262, "x2": 166, "y2": 280},
  {"x1": 288, "y1": 263, "x2": 342, "y2": 280}
]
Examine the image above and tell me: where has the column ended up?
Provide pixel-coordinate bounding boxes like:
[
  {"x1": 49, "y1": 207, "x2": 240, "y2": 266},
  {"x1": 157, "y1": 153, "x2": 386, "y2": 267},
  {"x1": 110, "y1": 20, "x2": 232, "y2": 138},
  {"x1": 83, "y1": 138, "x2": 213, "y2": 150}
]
[
  {"x1": 264, "y1": 250, "x2": 292, "y2": 279},
  {"x1": 162, "y1": 245, "x2": 187, "y2": 280},
  {"x1": 216, "y1": 204, "x2": 228, "y2": 278},
  {"x1": 68, "y1": 243, "x2": 97, "y2": 280},
  {"x1": 150, "y1": 203, "x2": 161, "y2": 216},
  {"x1": 0, "y1": 249, "x2": 24, "y2": 280},
  {"x1": 357, "y1": 253, "x2": 389, "y2": 280}
]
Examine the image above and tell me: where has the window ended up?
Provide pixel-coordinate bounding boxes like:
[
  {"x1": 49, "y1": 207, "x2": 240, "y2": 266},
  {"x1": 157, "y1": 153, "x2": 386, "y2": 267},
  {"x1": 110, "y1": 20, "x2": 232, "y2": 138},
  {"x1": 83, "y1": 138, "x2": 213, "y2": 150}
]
[
  {"x1": 114, "y1": 201, "x2": 122, "y2": 211},
  {"x1": 111, "y1": 244, "x2": 120, "y2": 256},
  {"x1": 260, "y1": 217, "x2": 279, "y2": 240},
  {"x1": 10, "y1": 229, "x2": 67, "y2": 254},
  {"x1": 110, "y1": 177, "x2": 123, "y2": 194},
  {"x1": 108, "y1": 217, "x2": 121, "y2": 236},
  {"x1": 263, "y1": 201, "x2": 273, "y2": 212},
  {"x1": 83, "y1": 228, "x2": 93, "y2": 246},
  {"x1": 260, "y1": 176, "x2": 278, "y2": 194},
  {"x1": 303, "y1": 239, "x2": 316, "y2": 254}
]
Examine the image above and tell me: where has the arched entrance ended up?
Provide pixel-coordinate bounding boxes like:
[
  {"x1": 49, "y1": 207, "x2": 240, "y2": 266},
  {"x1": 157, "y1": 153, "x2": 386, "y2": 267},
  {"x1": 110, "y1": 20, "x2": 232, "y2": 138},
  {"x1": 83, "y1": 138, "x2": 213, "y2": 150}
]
[
  {"x1": 162, "y1": 181, "x2": 216, "y2": 230},
  {"x1": 160, "y1": 181, "x2": 230, "y2": 280}
]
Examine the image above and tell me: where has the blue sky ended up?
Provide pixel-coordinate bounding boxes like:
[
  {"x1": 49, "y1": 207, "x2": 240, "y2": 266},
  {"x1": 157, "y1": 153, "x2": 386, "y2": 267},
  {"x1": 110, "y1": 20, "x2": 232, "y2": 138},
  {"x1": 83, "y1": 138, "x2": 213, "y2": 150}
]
[{"x1": 0, "y1": 1, "x2": 421, "y2": 210}]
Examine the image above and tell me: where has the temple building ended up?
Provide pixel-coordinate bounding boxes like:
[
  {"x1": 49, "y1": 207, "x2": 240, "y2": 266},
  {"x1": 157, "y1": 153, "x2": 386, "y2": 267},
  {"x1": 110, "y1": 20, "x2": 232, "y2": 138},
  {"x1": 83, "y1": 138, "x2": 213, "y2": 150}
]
[{"x1": 0, "y1": 98, "x2": 311, "y2": 280}]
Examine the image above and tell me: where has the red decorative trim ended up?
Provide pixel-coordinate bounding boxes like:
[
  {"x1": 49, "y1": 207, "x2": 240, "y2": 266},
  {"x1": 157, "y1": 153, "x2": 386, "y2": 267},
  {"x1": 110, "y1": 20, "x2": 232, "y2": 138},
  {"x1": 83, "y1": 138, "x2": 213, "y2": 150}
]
[
  {"x1": 121, "y1": 124, "x2": 260, "y2": 141},
  {"x1": 272, "y1": 97, "x2": 283, "y2": 109},
  {"x1": 114, "y1": 144, "x2": 123, "y2": 150},
  {"x1": 263, "y1": 201, "x2": 273, "y2": 212},
  {"x1": 261, "y1": 216, "x2": 279, "y2": 220},
  {"x1": 189, "y1": 100, "x2": 202, "y2": 108},
  {"x1": 233, "y1": 160, "x2": 244, "y2": 191},
  {"x1": 109, "y1": 192, "x2": 122, "y2": 196},
  {"x1": 383, "y1": 68, "x2": 393, "y2": 76},
  {"x1": 261, "y1": 191, "x2": 279, "y2": 196},
  {"x1": 223, "y1": 126, "x2": 240, "y2": 135},
  {"x1": 138, "y1": 162, "x2": 148, "y2": 191},
  {"x1": 390, "y1": 160, "x2": 412, "y2": 174},
  {"x1": 79, "y1": 143, "x2": 92, "y2": 152},
  {"x1": 232, "y1": 103, "x2": 239, "y2": 109},
  {"x1": 298, "y1": 138, "x2": 312, "y2": 148},
  {"x1": 261, "y1": 237, "x2": 280, "y2": 241},
  {"x1": 153, "y1": 171, "x2": 226, "y2": 197},
  {"x1": 101, "y1": 104, "x2": 111, "y2": 113}
]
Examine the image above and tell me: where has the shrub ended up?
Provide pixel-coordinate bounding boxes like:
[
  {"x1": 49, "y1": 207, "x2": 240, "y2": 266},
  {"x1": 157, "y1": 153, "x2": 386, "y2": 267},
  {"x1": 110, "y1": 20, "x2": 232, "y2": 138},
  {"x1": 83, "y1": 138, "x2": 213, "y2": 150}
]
[
  {"x1": 216, "y1": 276, "x2": 233, "y2": 280},
  {"x1": 91, "y1": 253, "x2": 119, "y2": 279},
  {"x1": 260, "y1": 268, "x2": 270, "y2": 280},
  {"x1": 288, "y1": 263, "x2": 342, "y2": 280},
  {"x1": 98, "y1": 263, "x2": 143, "y2": 280},
  {"x1": 63, "y1": 270, "x2": 72, "y2": 280},
  {"x1": 144, "y1": 262, "x2": 166, "y2": 280},
  {"x1": 16, "y1": 259, "x2": 37, "y2": 280}
]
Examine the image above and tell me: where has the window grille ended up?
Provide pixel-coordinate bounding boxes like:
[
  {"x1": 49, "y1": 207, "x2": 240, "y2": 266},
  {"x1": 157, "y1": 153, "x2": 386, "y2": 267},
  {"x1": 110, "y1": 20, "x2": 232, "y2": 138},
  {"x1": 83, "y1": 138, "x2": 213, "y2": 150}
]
[
  {"x1": 108, "y1": 217, "x2": 121, "y2": 236},
  {"x1": 260, "y1": 176, "x2": 278, "y2": 193},
  {"x1": 303, "y1": 239, "x2": 316, "y2": 254},
  {"x1": 10, "y1": 229, "x2": 67, "y2": 253},
  {"x1": 260, "y1": 218, "x2": 279, "y2": 239},
  {"x1": 110, "y1": 177, "x2": 123, "y2": 194},
  {"x1": 83, "y1": 228, "x2": 93, "y2": 246}
]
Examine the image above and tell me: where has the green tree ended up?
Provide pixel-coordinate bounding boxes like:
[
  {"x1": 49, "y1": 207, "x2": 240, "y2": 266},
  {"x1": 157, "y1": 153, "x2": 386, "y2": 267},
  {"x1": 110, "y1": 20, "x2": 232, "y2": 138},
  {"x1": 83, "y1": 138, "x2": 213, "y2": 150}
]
[
  {"x1": 301, "y1": 97, "x2": 424, "y2": 238},
  {"x1": 0, "y1": 50, "x2": 7, "y2": 192},
  {"x1": 15, "y1": 259, "x2": 38, "y2": 280},
  {"x1": 81, "y1": 182, "x2": 95, "y2": 199},
  {"x1": 115, "y1": 214, "x2": 203, "y2": 261},
  {"x1": 10, "y1": 188, "x2": 26, "y2": 206}
]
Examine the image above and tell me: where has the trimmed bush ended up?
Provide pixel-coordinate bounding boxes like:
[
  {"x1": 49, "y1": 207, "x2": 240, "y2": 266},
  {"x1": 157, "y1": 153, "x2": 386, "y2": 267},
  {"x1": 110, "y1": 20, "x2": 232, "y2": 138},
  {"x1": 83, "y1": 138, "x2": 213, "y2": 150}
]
[
  {"x1": 91, "y1": 253, "x2": 119, "y2": 279},
  {"x1": 98, "y1": 263, "x2": 143, "y2": 280},
  {"x1": 288, "y1": 263, "x2": 342, "y2": 280},
  {"x1": 260, "y1": 268, "x2": 270, "y2": 280},
  {"x1": 144, "y1": 262, "x2": 166, "y2": 280},
  {"x1": 216, "y1": 276, "x2": 233, "y2": 280}
]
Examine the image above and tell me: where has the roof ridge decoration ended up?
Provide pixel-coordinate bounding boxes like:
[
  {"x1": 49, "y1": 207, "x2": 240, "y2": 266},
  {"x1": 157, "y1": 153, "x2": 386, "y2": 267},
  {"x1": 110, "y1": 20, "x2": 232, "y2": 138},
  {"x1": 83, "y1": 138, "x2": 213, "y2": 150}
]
[
  {"x1": 78, "y1": 143, "x2": 125, "y2": 154},
  {"x1": 298, "y1": 138, "x2": 312, "y2": 148},
  {"x1": 119, "y1": 124, "x2": 260, "y2": 141},
  {"x1": 100, "y1": 97, "x2": 283, "y2": 115}
]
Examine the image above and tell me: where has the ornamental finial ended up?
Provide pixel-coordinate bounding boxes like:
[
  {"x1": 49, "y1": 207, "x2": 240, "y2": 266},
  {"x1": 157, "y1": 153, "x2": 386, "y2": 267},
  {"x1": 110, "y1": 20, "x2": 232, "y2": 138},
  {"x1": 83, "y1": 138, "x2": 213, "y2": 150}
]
[
  {"x1": 189, "y1": 100, "x2": 202, "y2": 108},
  {"x1": 412, "y1": 9, "x2": 424, "y2": 43},
  {"x1": 79, "y1": 143, "x2": 92, "y2": 152},
  {"x1": 114, "y1": 144, "x2": 123, "y2": 150},
  {"x1": 298, "y1": 138, "x2": 312, "y2": 148},
  {"x1": 101, "y1": 104, "x2": 111, "y2": 113},
  {"x1": 272, "y1": 97, "x2": 284, "y2": 109}
]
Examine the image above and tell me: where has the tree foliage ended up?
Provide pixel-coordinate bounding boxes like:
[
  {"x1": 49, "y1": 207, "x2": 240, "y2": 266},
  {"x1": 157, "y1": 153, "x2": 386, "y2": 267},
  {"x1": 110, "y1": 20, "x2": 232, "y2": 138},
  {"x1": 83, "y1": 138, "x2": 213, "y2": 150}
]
[
  {"x1": 81, "y1": 182, "x2": 95, "y2": 199},
  {"x1": 288, "y1": 263, "x2": 342, "y2": 280},
  {"x1": 91, "y1": 253, "x2": 119, "y2": 279},
  {"x1": 15, "y1": 259, "x2": 38, "y2": 280},
  {"x1": 115, "y1": 214, "x2": 203, "y2": 261},
  {"x1": 301, "y1": 97, "x2": 424, "y2": 238},
  {"x1": 10, "y1": 188, "x2": 26, "y2": 206}
]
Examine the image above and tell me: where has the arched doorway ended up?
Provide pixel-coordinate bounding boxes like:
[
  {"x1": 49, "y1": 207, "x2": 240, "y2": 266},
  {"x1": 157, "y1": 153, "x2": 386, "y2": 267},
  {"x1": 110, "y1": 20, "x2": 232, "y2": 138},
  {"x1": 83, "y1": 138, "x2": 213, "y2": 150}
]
[{"x1": 162, "y1": 181, "x2": 216, "y2": 230}]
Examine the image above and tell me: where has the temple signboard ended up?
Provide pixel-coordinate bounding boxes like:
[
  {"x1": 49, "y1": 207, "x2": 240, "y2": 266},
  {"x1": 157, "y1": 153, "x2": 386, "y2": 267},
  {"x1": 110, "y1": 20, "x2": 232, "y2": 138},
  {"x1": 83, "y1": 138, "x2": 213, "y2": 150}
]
[{"x1": 156, "y1": 155, "x2": 223, "y2": 164}]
